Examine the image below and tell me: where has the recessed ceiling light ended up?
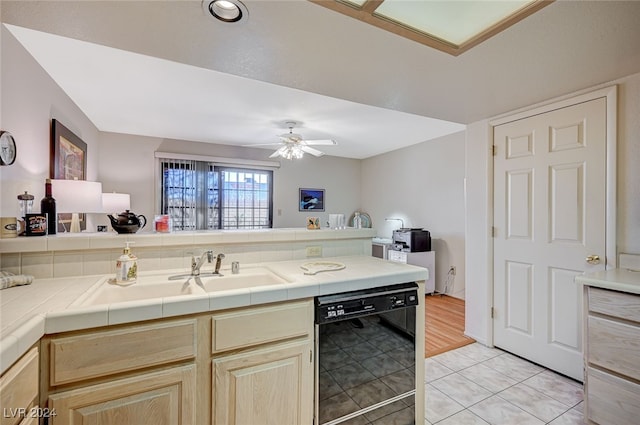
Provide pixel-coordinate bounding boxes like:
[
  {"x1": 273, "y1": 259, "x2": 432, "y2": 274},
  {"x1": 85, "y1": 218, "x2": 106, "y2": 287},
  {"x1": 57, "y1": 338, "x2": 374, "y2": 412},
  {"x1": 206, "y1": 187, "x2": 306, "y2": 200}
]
[{"x1": 204, "y1": 0, "x2": 248, "y2": 23}]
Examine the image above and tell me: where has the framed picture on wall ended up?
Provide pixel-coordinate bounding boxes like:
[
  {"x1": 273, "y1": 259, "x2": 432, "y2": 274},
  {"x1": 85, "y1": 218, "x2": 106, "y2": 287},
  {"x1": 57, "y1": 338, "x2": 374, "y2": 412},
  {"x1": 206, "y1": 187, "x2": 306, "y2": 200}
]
[
  {"x1": 50, "y1": 119, "x2": 88, "y2": 231},
  {"x1": 299, "y1": 188, "x2": 325, "y2": 211},
  {"x1": 51, "y1": 119, "x2": 87, "y2": 180}
]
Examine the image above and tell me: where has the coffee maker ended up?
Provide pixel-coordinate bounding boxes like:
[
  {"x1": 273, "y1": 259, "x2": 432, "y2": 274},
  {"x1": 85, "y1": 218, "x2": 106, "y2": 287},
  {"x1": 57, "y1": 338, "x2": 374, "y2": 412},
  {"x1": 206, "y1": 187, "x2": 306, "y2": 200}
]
[{"x1": 391, "y1": 228, "x2": 431, "y2": 252}]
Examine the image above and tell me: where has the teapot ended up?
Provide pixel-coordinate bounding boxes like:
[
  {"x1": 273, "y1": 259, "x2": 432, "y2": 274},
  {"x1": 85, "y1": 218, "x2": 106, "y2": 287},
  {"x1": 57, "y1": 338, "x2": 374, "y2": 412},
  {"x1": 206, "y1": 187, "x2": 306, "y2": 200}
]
[{"x1": 108, "y1": 210, "x2": 147, "y2": 234}]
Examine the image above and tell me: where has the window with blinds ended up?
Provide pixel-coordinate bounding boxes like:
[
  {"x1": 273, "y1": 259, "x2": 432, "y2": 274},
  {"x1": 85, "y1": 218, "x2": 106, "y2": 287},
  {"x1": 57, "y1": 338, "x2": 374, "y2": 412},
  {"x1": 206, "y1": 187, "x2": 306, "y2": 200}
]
[{"x1": 160, "y1": 158, "x2": 272, "y2": 230}]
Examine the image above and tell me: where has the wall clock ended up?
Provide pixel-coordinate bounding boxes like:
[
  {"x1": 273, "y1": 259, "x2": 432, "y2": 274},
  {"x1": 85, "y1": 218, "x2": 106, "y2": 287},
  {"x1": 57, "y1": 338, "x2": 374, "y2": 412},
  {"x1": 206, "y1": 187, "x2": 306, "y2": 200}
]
[{"x1": 0, "y1": 131, "x2": 16, "y2": 166}]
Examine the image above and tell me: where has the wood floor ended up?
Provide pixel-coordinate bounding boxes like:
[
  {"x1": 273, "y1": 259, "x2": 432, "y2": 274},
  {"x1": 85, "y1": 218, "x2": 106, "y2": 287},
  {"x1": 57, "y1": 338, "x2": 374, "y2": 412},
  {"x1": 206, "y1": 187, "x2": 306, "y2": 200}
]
[{"x1": 425, "y1": 294, "x2": 475, "y2": 358}]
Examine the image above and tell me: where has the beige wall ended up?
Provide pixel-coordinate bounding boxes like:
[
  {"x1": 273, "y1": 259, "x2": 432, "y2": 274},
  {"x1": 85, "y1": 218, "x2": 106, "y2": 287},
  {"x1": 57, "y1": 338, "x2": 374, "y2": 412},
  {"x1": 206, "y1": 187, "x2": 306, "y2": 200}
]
[
  {"x1": 361, "y1": 132, "x2": 466, "y2": 299},
  {"x1": 96, "y1": 132, "x2": 362, "y2": 230},
  {"x1": 0, "y1": 26, "x2": 100, "y2": 218},
  {"x1": 464, "y1": 72, "x2": 640, "y2": 345}
]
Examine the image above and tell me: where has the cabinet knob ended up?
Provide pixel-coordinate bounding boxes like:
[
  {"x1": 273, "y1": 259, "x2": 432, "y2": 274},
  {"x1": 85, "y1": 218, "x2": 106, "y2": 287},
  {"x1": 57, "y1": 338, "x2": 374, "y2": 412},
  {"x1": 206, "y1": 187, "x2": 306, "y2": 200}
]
[{"x1": 586, "y1": 254, "x2": 601, "y2": 265}]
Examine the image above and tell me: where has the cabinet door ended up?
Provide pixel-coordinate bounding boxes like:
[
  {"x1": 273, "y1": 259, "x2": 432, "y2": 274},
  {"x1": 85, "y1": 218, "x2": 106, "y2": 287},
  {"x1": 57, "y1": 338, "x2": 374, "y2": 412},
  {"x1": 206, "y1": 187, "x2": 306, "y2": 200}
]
[
  {"x1": 48, "y1": 365, "x2": 195, "y2": 425},
  {"x1": 213, "y1": 339, "x2": 313, "y2": 425},
  {"x1": 0, "y1": 347, "x2": 38, "y2": 425}
]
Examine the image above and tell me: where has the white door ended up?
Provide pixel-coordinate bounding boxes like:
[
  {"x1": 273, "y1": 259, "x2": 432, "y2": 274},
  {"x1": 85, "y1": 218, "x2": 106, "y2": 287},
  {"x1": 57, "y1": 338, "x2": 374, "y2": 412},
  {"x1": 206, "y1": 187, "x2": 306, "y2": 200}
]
[{"x1": 493, "y1": 98, "x2": 607, "y2": 380}]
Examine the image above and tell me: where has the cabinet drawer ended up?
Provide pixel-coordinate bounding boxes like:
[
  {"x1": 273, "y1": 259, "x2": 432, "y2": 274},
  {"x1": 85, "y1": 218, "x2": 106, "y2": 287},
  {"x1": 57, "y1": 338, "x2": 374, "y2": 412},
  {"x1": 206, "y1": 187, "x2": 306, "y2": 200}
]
[
  {"x1": 586, "y1": 367, "x2": 640, "y2": 425},
  {"x1": 589, "y1": 287, "x2": 640, "y2": 323},
  {"x1": 0, "y1": 347, "x2": 38, "y2": 425},
  {"x1": 50, "y1": 319, "x2": 196, "y2": 386},
  {"x1": 49, "y1": 364, "x2": 196, "y2": 425},
  {"x1": 587, "y1": 315, "x2": 640, "y2": 381},
  {"x1": 212, "y1": 300, "x2": 312, "y2": 353}
]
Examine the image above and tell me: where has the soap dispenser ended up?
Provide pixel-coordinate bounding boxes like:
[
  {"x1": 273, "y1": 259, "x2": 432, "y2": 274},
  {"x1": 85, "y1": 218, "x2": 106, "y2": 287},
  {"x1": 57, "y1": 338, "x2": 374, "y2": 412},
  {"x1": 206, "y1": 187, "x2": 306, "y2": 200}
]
[{"x1": 115, "y1": 242, "x2": 138, "y2": 285}]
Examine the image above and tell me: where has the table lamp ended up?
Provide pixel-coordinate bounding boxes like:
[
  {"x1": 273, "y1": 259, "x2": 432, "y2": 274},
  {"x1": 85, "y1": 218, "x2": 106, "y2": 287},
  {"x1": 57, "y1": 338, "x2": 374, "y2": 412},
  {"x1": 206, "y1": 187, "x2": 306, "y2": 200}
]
[{"x1": 51, "y1": 179, "x2": 103, "y2": 232}]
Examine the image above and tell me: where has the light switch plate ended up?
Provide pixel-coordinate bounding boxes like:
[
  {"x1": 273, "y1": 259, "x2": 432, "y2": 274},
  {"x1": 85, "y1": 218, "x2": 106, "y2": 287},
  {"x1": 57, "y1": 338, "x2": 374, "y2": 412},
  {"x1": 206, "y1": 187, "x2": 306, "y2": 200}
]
[{"x1": 306, "y1": 246, "x2": 322, "y2": 257}]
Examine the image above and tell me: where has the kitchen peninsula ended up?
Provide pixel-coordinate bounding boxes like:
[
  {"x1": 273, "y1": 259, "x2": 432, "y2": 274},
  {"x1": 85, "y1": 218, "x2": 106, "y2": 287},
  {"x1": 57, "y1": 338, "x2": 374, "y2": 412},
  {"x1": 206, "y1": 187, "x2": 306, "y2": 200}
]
[{"x1": 0, "y1": 228, "x2": 427, "y2": 424}]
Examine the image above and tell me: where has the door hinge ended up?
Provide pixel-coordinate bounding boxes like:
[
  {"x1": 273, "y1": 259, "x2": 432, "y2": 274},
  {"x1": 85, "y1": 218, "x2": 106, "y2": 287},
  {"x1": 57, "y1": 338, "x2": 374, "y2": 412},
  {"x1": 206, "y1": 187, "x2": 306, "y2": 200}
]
[
  {"x1": 492, "y1": 145, "x2": 497, "y2": 156},
  {"x1": 491, "y1": 307, "x2": 495, "y2": 319},
  {"x1": 491, "y1": 226, "x2": 496, "y2": 237},
  {"x1": 310, "y1": 349, "x2": 313, "y2": 363}
]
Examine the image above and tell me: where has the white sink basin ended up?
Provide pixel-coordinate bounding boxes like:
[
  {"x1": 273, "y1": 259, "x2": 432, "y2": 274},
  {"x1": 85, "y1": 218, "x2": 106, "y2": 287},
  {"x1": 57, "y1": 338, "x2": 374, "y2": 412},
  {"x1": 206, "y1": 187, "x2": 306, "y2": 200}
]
[
  {"x1": 197, "y1": 267, "x2": 289, "y2": 292},
  {"x1": 74, "y1": 267, "x2": 290, "y2": 306}
]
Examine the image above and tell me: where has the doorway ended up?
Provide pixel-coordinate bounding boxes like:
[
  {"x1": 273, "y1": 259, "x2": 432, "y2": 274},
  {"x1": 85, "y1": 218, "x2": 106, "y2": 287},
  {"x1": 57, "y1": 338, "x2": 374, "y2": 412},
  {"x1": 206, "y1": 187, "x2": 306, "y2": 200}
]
[{"x1": 491, "y1": 89, "x2": 616, "y2": 380}]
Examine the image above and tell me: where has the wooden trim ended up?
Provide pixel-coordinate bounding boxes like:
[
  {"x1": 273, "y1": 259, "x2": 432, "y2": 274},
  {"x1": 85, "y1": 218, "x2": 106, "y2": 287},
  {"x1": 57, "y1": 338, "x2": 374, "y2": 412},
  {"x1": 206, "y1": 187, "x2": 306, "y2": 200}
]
[{"x1": 309, "y1": 0, "x2": 554, "y2": 56}]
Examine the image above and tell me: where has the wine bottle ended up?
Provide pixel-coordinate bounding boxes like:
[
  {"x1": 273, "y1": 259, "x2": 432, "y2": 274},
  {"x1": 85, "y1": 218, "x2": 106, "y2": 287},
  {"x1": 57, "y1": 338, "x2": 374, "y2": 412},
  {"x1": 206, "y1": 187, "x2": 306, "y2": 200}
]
[{"x1": 41, "y1": 179, "x2": 57, "y2": 235}]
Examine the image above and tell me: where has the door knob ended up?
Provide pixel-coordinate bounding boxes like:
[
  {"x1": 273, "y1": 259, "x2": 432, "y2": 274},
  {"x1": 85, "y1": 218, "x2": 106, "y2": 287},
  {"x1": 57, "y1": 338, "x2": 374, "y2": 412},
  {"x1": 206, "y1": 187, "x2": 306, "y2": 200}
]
[{"x1": 586, "y1": 254, "x2": 601, "y2": 265}]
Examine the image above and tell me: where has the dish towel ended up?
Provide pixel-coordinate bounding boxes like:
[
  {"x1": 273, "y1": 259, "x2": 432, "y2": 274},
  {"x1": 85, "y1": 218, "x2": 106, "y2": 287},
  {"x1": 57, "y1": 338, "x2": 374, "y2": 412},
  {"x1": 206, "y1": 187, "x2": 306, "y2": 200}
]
[{"x1": 0, "y1": 271, "x2": 34, "y2": 290}]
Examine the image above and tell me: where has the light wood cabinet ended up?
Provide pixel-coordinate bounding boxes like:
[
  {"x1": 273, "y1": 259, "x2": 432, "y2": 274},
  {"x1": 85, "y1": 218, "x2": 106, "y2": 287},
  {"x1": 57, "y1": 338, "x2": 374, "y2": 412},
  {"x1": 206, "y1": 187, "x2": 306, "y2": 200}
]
[
  {"x1": 211, "y1": 301, "x2": 311, "y2": 353},
  {"x1": 584, "y1": 286, "x2": 640, "y2": 425},
  {"x1": 0, "y1": 347, "x2": 38, "y2": 425},
  {"x1": 213, "y1": 339, "x2": 313, "y2": 425},
  {"x1": 210, "y1": 300, "x2": 314, "y2": 425},
  {"x1": 39, "y1": 299, "x2": 315, "y2": 425},
  {"x1": 48, "y1": 365, "x2": 196, "y2": 425},
  {"x1": 48, "y1": 319, "x2": 197, "y2": 385},
  {"x1": 41, "y1": 318, "x2": 198, "y2": 425}
]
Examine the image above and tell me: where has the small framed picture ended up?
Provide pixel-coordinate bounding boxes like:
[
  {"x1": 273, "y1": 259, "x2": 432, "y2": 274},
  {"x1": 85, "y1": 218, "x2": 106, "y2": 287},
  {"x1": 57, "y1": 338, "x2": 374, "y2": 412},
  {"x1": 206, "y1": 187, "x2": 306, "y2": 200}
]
[
  {"x1": 299, "y1": 188, "x2": 325, "y2": 211},
  {"x1": 306, "y1": 217, "x2": 320, "y2": 230}
]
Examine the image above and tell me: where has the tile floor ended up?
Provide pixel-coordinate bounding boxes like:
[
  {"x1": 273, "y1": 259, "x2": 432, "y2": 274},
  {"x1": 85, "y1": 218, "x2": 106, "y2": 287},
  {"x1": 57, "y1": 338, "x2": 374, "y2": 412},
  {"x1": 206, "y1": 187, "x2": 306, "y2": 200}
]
[{"x1": 426, "y1": 343, "x2": 584, "y2": 424}]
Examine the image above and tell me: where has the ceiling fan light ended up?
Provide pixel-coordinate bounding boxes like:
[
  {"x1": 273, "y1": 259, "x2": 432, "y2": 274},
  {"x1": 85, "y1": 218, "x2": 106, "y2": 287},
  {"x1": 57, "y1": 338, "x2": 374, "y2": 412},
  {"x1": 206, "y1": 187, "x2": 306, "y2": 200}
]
[{"x1": 278, "y1": 144, "x2": 304, "y2": 160}]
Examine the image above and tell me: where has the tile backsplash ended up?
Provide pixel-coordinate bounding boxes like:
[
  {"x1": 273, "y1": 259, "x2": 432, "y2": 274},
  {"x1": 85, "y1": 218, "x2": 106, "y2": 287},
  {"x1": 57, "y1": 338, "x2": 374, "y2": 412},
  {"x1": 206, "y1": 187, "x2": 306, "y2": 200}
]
[{"x1": 1, "y1": 238, "x2": 372, "y2": 279}]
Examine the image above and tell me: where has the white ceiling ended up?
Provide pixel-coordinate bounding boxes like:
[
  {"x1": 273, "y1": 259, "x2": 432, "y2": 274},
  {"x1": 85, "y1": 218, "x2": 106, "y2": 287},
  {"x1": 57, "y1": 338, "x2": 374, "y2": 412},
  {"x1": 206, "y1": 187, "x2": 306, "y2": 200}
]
[
  {"x1": 4, "y1": 23, "x2": 465, "y2": 160},
  {"x1": 3, "y1": 1, "x2": 640, "y2": 159}
]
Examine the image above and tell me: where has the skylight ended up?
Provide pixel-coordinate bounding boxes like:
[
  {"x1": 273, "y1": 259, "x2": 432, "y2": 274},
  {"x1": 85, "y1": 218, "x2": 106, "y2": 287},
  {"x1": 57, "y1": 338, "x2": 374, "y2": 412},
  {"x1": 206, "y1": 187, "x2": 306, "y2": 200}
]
[{"x1": 310, "y1": 0, "x2": 553, "y2": 56}]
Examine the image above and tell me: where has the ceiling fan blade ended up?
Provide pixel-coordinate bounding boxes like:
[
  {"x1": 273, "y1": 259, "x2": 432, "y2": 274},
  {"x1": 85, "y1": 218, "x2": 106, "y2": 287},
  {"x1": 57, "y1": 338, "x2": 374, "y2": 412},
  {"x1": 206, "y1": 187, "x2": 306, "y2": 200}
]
[
  {"x1": 301, "y1": 139, "x2": 337, "y2": 146},
  {"x1": 301, "y1": 146, "x2": 325, "y2": 157},
  {"x1": 242, "y1": 142, "x2": 284, "y2": 147},
  {"x1": 269, "y1": 145, "x2": 289, "y2": 158}
]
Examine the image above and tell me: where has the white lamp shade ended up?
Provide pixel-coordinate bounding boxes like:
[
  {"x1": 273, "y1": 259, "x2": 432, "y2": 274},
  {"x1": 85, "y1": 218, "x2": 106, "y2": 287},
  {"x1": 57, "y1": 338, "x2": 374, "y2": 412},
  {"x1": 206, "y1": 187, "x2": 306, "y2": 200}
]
[
  {"x1": 102, "y1": 192, "x2": 131, "y2": 213},
  {"x1": 51, "y1": 180, "x2": 104, "y2": 214}
]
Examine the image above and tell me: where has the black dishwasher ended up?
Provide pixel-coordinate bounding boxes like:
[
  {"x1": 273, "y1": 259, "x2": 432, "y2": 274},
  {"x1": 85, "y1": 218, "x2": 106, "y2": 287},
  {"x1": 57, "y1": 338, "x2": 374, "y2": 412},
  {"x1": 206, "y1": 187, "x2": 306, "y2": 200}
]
[{"x1": 315, "y1": 282, "x2": 418, "y2": 425}]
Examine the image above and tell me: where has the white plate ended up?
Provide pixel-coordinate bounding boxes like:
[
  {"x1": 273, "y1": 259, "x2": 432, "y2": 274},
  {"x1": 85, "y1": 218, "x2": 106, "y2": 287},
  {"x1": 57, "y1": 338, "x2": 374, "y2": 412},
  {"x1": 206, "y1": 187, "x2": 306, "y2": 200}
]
[{"x1": 300, "y1": 261, "x2": 346, "y2": 275}]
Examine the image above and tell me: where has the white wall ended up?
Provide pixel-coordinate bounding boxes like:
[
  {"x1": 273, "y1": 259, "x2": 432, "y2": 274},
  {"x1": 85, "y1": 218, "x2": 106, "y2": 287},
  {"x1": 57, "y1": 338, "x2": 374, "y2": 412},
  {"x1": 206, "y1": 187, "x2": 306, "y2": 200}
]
[
  {"x1": 0, "y1": 25, "x2": 100, "y2": 217},
  {"x1": 616, "y1": 73, "x2": 640, "y2": 253},
  {"x1": 362, "y1": 131, "x2": 466, "y2": 298},
  {"x1": 96, "y1": 133, "x2": 362, "y2": 231},
  {"x1": 464, "y1": 71, "x2": 640, "y2": 345},
  {"x1": 463, "y1": 120, "x2": 492, "y2": 344}
]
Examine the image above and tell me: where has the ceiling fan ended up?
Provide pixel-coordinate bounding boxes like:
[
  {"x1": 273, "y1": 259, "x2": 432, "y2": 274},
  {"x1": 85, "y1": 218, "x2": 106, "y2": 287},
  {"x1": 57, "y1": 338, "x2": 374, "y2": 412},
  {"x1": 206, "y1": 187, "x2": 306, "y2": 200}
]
[{"x1": 245, "y1": 121, "x2": 337, "y2": 159}]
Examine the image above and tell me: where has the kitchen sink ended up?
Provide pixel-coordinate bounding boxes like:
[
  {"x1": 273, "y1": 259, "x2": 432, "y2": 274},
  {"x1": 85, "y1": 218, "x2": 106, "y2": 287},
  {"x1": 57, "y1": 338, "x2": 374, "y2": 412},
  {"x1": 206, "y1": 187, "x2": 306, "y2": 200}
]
[
  {"x1": 73, "y1": 267, "x2": 290, "y2": 306},
  {"x1": 197, "y1": 267, "x2": 289, "y2": 292}
]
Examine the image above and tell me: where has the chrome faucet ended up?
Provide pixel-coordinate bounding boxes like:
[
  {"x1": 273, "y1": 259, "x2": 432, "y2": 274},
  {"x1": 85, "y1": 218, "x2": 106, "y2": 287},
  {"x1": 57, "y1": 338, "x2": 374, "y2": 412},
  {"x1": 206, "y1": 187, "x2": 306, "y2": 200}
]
[
  {"x1": 191, "y1": 250, "x2": 214, "y2": 276},
  {"x1": 214, "y1": 253, "x2": 225, "y2": 275}
]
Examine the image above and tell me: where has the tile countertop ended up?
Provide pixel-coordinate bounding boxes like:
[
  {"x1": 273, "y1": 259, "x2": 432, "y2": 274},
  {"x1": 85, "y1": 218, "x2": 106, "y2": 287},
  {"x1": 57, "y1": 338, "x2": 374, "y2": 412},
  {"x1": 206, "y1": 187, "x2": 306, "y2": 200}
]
[
  {"x1": 575, "y1": 268, "x2": 640, "y2": 295},
  {"x1": 0, "y1": 227, "x2": 378, "y2": 253},
  {"x1": 0, "y1": 255, "x2": 428, "y2": 374}
]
